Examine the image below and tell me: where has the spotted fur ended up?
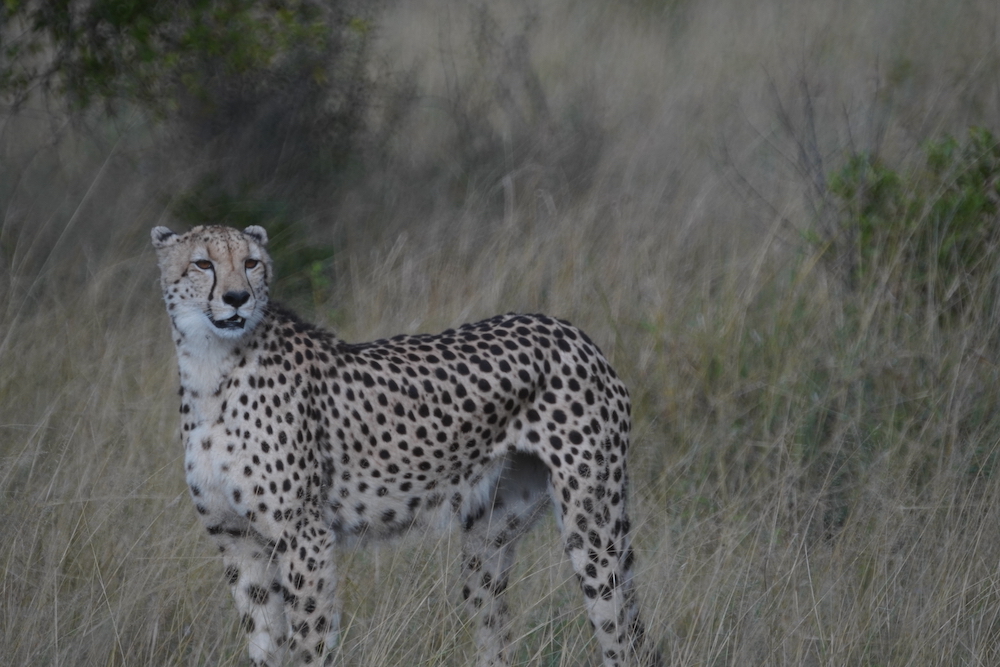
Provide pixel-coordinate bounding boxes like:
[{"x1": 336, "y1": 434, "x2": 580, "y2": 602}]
[{"x1": 152, "y1": 224, "x2": 661, "y2": 666}]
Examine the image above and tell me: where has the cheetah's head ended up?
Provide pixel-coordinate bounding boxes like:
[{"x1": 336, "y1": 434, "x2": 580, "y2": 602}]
[{"x1": 151, "y1": 225, "x2": 272, "y2": 341}]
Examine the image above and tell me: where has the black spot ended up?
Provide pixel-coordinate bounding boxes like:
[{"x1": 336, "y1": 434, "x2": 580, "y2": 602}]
[
  {"x1": 241, "y1": 613, "x2": 256, "y2": 633},
  {"x1": 247, "y1": 584, "x2": 270, "y2": 605},
  {"x1": 566, "y1": 532, "x2": 584, "y2": 550}
]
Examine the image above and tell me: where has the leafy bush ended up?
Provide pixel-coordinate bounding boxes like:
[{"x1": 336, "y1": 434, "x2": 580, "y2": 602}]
[
  {"x1": 2, "y1": 0, "x2": 336, "y2": 114},
  {"x1": 825, "y1": 127, "x2": 1000, "y2": 317},
  {"x1": 1, "y1": 0, "x2": 373, "y2": 214}
]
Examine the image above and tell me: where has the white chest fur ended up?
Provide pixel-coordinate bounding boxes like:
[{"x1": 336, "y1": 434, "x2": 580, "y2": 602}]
[{"x1": 175, "y1": 333, "x2": 252, "y2": 523}]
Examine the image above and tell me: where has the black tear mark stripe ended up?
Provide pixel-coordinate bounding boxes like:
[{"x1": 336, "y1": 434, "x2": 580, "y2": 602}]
[{"x1": 208, "y1": 262, "x2": 218, "y2": 304}]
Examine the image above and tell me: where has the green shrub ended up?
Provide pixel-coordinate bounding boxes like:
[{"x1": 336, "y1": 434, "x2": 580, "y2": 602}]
[
  {"x1": 1, "y1": 0, "x2": 373, "y2": 223},
  {"x1": 825, "y1": 127, "x2": 1000, "y2": 318},
  {"x1": 1, "y1": 0, "x2": 334, "y2": 115}
]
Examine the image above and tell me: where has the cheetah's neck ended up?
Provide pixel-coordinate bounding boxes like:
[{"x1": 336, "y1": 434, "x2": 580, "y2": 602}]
[{"x1": 172, "y1": 319, "x2": 259, "y2": 409}]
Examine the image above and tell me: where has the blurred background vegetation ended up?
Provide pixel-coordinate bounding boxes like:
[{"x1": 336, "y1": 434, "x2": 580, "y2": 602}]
[{"x1": 2, "y1": 1, "x2": 1000, "y2": 665}]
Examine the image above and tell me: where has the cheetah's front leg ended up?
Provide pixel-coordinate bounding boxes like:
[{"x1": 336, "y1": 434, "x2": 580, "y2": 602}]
[
  {"x1": 278, "y1": 521, "x2": 341, "y2": 665},
  {"x1": 215, "y1": 533, "x2": 289, "y2": 667}
]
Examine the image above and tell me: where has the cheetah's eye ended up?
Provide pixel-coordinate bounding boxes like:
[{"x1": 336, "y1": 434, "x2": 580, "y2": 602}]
[
  {"x1": 245, "y1": 259, "x2": 259, "y2": 270},
  {"x1": 194, "y1": 260, "x2": 213, "y2": 270}
]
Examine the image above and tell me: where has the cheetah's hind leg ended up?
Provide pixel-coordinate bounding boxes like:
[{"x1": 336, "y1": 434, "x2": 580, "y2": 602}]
[
  {"x1": 460, "y1": 452, "x2": 552, "y2": 667},
  {"x1": 550, "y1": 447, "x2": 662, "y2": 667}
]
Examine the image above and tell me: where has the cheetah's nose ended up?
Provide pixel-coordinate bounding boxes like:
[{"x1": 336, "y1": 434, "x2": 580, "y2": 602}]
[{"x1": 222, "y1": 290, "x2": 250, "y2": 308}]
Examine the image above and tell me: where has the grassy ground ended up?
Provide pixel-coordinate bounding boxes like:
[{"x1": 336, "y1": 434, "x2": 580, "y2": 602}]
[{"x1": 3, "y1": 1, "x2": 1000, "y2": 665}]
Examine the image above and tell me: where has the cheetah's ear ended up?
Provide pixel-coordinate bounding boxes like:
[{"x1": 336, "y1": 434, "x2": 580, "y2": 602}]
[
  {"x1": 243, "y1": 225, "x2": 269, "y2": 247},
  {"x1": 151, "y1": 226, "x2": 177, "y2": 248}
]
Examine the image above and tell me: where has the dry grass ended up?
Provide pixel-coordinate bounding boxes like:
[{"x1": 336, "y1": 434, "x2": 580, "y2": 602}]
[{"x1": 3, "y1": 0, "x2": 1000, "y2": 665}]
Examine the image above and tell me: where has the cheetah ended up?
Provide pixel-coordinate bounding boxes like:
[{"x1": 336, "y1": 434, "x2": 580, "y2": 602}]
[{"x1": 151, "y1": 224, "x2": 661, "y2": 667}]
